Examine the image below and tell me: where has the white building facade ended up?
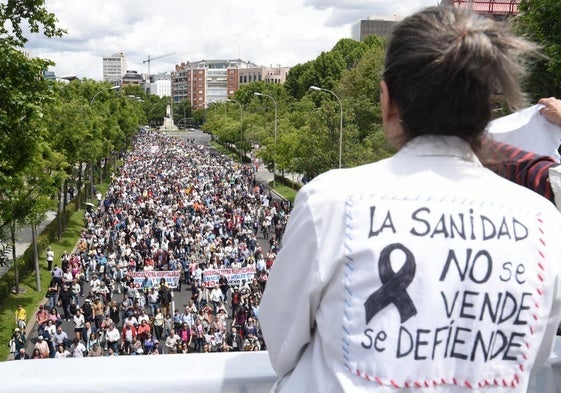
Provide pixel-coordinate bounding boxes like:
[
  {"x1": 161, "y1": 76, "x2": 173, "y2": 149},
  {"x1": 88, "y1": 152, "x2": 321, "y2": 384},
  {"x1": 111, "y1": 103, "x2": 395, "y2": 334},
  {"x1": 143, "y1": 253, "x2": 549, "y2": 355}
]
[
  {"x1": 103, "y1": 52, "x2": 127, "y2": 83},
  {"x1": 150, "y1": 79, "x2": 171, "y2": 98}
]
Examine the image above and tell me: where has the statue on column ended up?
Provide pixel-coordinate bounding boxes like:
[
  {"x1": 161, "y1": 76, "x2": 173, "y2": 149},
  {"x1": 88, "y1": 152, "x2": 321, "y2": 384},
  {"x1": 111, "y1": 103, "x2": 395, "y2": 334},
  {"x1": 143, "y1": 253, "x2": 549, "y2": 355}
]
[{"x1": 160, "y1": 104, "x2": 178, "y2": 131}]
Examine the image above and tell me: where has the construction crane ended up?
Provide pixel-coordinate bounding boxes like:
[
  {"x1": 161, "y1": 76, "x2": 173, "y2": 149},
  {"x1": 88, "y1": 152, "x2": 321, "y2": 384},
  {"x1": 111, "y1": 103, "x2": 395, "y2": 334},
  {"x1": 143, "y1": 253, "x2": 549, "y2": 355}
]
[{"x1": 143, "y1": 52, "x2": 175, "y2": 81}]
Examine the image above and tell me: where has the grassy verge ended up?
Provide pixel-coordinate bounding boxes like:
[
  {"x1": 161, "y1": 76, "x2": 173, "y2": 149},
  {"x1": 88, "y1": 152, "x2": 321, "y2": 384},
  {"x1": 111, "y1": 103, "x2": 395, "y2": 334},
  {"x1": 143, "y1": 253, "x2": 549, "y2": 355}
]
[
  {"x1": 272, "y1": 184, "x2": 297, "y2": 204},
  {"x1": 0, "y1": 207, "x2": 86, "y2": 360},
  {"x1": 209, "y1": 140, "x2": 239, "y2": 161},
  {"x1": 0, "y1": 176, "x2": 110, "y2": 361},
  {"x1": 208, "y1": 141, "x2": 299, "y2": 203}
]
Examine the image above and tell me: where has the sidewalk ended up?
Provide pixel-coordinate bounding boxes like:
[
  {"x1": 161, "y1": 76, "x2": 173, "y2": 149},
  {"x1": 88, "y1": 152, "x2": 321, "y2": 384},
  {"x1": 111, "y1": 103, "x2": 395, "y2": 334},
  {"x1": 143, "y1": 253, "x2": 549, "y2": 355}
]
[
  {"x1": 0, "y1": 211, "x2": 57, "y2": 280},
  {"x1": 253, "y1": 161, "x2": 303, "y2": 201},
  {"x1": 2, "y1": 211, "x2": 58, "y2": 360}
]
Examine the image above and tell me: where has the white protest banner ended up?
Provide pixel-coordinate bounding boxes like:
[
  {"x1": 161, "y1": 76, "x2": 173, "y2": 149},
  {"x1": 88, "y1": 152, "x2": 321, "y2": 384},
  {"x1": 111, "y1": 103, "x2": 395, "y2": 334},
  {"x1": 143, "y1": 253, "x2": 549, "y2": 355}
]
[
  {"x1": 487, "y1": 104, "x2": 561, "y2": 162},
  {"x1": 129, "y1": 270, "x2": 181, "y2": 289},
  {"x1": 202, "y1": 266, "x2": 256, "y2": 288}
]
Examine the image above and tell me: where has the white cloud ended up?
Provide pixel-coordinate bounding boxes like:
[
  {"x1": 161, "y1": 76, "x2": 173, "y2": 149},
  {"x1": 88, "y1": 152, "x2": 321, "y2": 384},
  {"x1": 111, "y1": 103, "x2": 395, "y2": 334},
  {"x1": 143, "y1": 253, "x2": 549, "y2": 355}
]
[{"x1": 24, "y1": 0, "x2": 437, "y2": 80}]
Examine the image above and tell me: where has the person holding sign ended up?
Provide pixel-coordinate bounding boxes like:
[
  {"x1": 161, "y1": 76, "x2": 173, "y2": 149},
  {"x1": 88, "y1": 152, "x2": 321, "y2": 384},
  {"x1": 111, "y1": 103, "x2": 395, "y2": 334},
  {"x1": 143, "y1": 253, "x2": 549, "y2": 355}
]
[
  {"x1": 482, "y1": 97, "x2": 561, "y2": 208},
  {"x1": 260, "y1": 6, "x2": 561, "y2": 393}
]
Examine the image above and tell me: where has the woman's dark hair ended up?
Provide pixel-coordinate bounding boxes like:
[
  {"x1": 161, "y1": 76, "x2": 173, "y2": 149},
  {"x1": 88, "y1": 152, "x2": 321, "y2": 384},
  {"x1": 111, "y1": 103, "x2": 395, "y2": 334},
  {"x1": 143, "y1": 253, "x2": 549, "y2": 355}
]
[{"x1": 383, "y1": 6, "x2": 539, "y2": 147}]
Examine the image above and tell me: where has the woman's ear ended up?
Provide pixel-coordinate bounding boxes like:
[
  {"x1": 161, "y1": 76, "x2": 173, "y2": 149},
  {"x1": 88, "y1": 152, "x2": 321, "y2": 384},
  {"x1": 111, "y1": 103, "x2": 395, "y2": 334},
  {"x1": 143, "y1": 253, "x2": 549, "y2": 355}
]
[
  {"x1": 380, "y1": 81, "x2": 406, "y2": 149},
  {"x1": 380, "y1": 80, "x2": 399, "y2": 124}
]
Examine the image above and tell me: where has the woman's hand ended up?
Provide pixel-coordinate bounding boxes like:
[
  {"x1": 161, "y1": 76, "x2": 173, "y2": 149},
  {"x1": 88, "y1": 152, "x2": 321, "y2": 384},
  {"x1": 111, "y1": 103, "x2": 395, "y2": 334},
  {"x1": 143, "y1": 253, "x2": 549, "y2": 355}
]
[{"x1": 539, "y1": 97, "x2": 561, "y2": 126}]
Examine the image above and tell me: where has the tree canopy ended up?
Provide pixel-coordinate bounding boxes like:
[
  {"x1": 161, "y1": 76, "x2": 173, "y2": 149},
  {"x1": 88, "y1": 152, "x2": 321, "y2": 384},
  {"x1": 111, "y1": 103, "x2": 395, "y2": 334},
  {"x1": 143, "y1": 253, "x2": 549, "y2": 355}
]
[
  {"x1": 516, "y1": 0, "x2": 561, "y2": 100},
  {"x1": 203, "y1": 35, "x2": 392, "y2": 179}
]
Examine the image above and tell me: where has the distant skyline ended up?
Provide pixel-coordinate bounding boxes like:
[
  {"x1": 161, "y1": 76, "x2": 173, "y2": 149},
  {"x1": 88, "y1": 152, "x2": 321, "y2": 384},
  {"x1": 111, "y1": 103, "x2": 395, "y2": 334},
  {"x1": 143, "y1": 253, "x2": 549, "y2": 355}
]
[{"x1": 24, "y1": 0, "x2": 439, "y2": 80}]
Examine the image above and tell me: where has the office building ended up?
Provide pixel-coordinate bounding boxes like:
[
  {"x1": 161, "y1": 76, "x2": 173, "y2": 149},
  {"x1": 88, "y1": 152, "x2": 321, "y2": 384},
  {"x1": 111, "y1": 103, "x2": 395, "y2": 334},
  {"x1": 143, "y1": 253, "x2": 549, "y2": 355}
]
[
  {"x1": 151, "y1": 79, "x2": 171, "y2": 98},
  {"x1": 351, "y1": 16, "x2": 400, "y2": 41},
  {"x1": 103, "y1": 52, "x2": 127, "y2": 83}
]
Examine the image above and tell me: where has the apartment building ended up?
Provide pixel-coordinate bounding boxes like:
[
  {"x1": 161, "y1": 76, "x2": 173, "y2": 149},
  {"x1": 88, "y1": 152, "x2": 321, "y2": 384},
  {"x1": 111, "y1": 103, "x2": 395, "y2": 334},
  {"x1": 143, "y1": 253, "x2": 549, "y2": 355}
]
[
  {"x1": 172, "y1": 59, "x2": 290, "y2": 110},
  {"x1": 238, "y1": 65, "x2": 290, "y2": 85}
]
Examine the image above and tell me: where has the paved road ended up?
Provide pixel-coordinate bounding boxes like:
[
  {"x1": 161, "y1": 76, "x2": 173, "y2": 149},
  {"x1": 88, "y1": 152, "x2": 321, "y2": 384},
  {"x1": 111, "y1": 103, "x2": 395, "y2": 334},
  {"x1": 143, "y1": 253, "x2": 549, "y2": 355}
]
[{"x1": 20, "y1": 129, "x2": 280, "y2": 357}]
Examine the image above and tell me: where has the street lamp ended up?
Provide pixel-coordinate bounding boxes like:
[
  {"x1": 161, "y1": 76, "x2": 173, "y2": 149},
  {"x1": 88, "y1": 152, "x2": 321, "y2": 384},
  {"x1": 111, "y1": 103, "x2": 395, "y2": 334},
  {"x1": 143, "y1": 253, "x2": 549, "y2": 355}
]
[
  {"x1": 90, "y1": 85, "x2": 120, "y2": 105},
  {"x1": 310, "y1": 85, "x2": 343, "y2": 169},
  {"x1": 227, "y1": 99, "x2": 243, "y2": 163},
  {"x1": 254, "y1": 92, "x2": 278, "y2": 188}
]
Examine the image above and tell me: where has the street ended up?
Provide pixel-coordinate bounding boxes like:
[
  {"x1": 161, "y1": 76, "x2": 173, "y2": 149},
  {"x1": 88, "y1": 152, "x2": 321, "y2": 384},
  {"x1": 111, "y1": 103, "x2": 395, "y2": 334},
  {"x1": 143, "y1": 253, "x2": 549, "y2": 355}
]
[{"x1": 21, "y1": 129, "x2": 284, "y2": 358}]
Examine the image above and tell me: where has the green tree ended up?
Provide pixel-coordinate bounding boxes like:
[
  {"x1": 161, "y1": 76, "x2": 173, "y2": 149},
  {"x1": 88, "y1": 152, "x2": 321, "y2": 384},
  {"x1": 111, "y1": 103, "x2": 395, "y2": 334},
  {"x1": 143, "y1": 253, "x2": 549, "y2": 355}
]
[
  {"x1": 44, "y1": 84, "x2": 90, "y2": 234},
  {"x1": 0, "y1": 43, "x2": 65, "y2": 293},
  {"x1": 201, "y1": 36, "x2": 391, "y2": 183},
  {"x1": 122, "y1": 84, "x2": 146, "y2": 99},
  {"x1": 0, "y1": 0, "x2": 65, "y2": 293},
  {"x1": 0, "y1": 0, "x2": 65, "y2": 46},
  {"x1": 338, "y1": 47, "x2": 383, "y2": 133},
  {"x1": 284, "y1": 37, "x2": 382, "y2": 101},
  {"x1": 284, "y1": 61, "x2": 316, "y2": 99},
  {"x1": 143, "y1": 94, "x2": 168, "y2": 127},
  {"x1": 516, "y1": 0, "x2": 561, "y2": 99},
  {"x1": 331, "y1": 38, "x2": 369, "y2": 70},
  {"x1": 173, "y1": 99, "x2": 192, "y2": 128}
]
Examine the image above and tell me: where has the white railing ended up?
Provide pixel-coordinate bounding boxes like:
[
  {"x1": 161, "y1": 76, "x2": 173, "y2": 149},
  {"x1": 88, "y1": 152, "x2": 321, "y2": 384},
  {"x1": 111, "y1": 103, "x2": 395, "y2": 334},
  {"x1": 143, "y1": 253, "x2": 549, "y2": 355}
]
[
  {"x1": 0, "y1": 351, "x2": 276, "y2": 393},
  {"x1": 2, "y1": 339, "x2": 561, "y2": 393}
]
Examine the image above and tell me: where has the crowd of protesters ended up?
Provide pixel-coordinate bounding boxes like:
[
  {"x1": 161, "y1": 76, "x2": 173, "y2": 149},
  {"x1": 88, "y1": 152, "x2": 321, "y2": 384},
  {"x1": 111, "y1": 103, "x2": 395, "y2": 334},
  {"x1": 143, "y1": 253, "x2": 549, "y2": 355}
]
[{"x1": 11, "y1": 131, "x2": 290, "y2": 359}]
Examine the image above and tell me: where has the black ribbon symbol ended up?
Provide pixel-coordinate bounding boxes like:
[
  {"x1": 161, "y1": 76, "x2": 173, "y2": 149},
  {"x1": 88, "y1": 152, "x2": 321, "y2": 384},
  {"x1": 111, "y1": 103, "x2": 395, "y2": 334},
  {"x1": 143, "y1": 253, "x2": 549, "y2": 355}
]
[{"x1": 364, "y1": 243, "x2": 417, "y2": 325}]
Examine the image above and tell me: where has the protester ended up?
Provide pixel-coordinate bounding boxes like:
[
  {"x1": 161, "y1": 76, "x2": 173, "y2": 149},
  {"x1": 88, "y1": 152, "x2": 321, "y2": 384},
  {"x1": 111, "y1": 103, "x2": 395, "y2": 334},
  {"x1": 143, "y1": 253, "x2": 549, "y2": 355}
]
[
  {"x1": 15, "y1": 304, "x2": 27, "y2": 331},
  {"x1": 48, "y1": 307, "x2": 62, "y2": 326},
  {"x1": 223, "y1": 325, "x2": 243, "y2": 352},
  {"x1": 105, "y1": 322, "x2": 121, "y2": 353},
  {"x1": 482, "y1": 97, "x2": 561, "y2": 206},
  {"x1": 148, "y1": 339, "x2": 161, "y2": 355},
  {"x1": 10, "y1": 328, "x2": 26, "y2": 354},
  {"x1": 54, "y1": 344, "x2": 71, "y2": 358},
  {"x1": 73, "y1": 309, "x2": 85, "y2": 342},
  {"x1": 70, "y1": 337, "x2": 87, "y2": 358},
  {"x1": 46, "y1": 279, "x2": 59, "y2": 310},
  {"x1": 31, "y1": 348, "x2": 44, "y2": 359},
  {"x1": 34, "y1": 335, "x2": 50, "y2": 359},
  {"x1": 260, "y1": 6, "x2": 561, "y2": 393},
  {"x1": 14, "y1": 348, "x2": 30, "y2": 360},
  {"x1": 165, "y1": 329, "x2": 181, "y2": 354},
  {"x1": 52, "y1": 325, "x2": 70, "y2": 349},
  {"x1": 19, "y1": 113, "x2": 281, "y2": 359},
  {"x1": 35, "y1": 305, "x2": 49, "y2": 337},
  {"x1": 46, "y1": 246, "x2": 54, "y2": 271},
  {"x1": 88, "y1": 342, "x2": 103, "y2": 357}
]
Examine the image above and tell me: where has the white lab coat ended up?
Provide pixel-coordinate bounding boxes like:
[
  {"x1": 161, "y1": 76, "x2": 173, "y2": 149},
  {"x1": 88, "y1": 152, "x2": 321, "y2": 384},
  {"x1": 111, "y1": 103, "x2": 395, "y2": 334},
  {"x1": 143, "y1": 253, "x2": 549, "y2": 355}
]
[{"x1": 260, "y1": 135, "x2": 561, "y2": 393}]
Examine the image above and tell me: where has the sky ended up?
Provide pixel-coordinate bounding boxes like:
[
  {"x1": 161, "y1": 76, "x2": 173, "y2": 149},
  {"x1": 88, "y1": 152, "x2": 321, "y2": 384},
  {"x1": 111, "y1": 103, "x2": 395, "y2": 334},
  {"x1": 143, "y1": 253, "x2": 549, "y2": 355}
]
[{"x1": 24, "y1": 0, "x2": 440, "y2": 81}]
